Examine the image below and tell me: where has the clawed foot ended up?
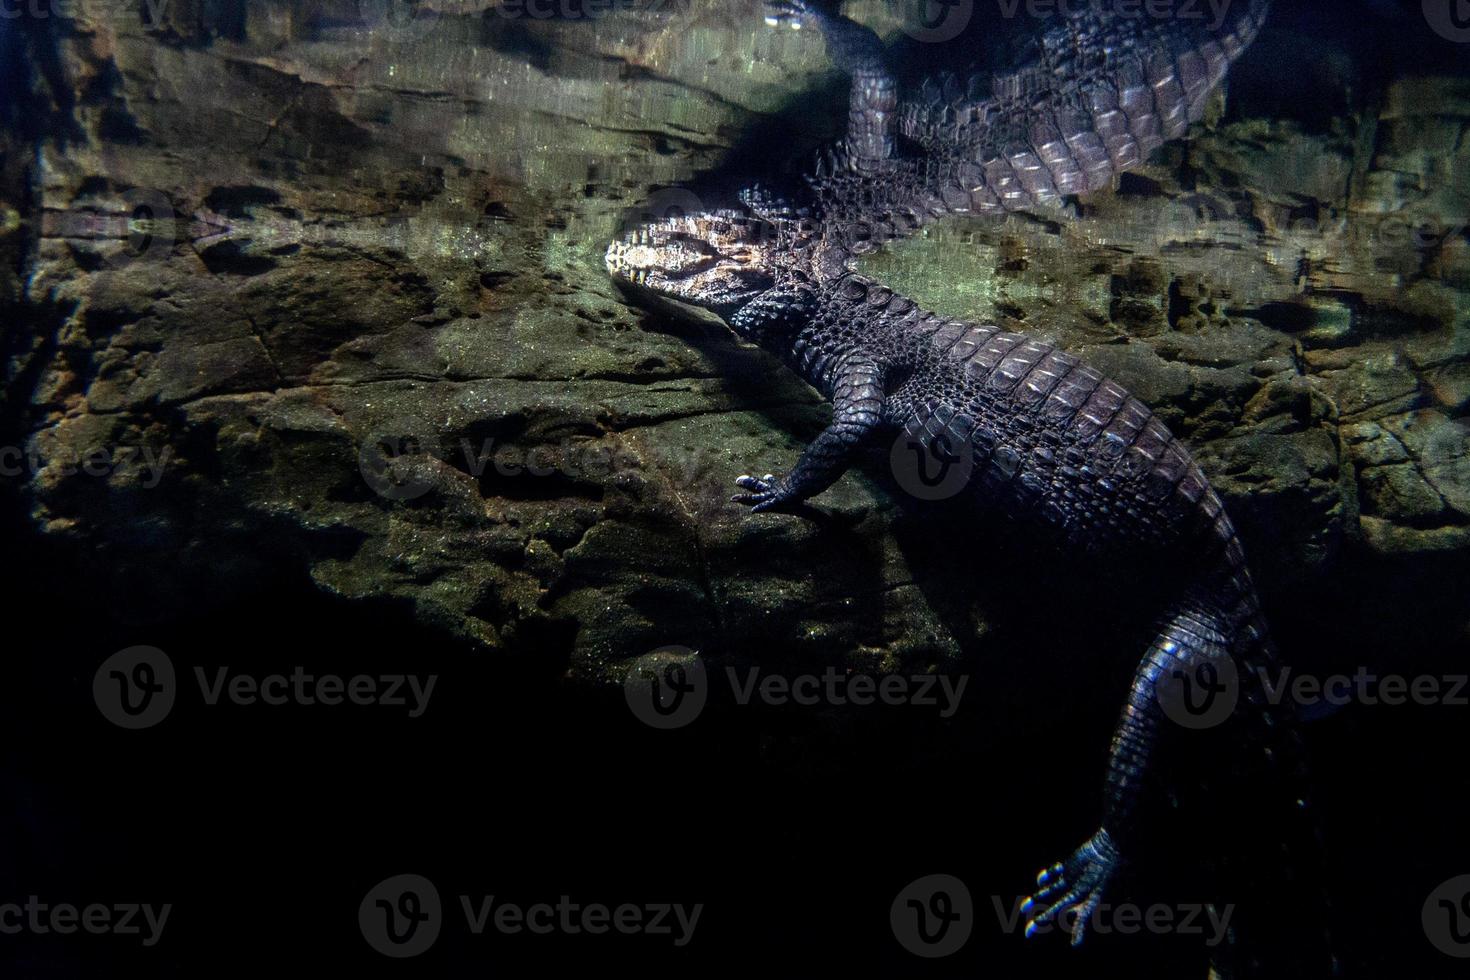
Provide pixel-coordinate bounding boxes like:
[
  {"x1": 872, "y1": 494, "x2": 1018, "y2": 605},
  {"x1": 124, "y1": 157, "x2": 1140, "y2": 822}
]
[
  {"x1": 732, "y1": 473, "x2": 795, "y2": 514},
  {"x1": 1021, "y1": 829, "x2": 1121, "y2": 946},
  {"x1": 763, "y1": 0, "x2": 815, "y2": 30}
]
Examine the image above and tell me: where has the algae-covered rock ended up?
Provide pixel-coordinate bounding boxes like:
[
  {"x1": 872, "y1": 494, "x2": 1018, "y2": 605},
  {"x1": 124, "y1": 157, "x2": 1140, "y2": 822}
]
[{"x1": 3, "y1": 1, "x2": 1468, "y2": 681}]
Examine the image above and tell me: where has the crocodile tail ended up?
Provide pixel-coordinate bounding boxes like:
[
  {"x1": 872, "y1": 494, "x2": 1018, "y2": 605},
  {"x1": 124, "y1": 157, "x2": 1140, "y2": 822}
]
[{"x1": 899, "y1": 0, "x2": 1273, "y2": 215}]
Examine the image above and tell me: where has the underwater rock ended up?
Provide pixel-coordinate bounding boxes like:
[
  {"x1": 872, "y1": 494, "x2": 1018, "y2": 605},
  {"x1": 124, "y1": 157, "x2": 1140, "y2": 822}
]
[{"x1": 4, "y1": 1, "x2": 1467, "y2": 679}]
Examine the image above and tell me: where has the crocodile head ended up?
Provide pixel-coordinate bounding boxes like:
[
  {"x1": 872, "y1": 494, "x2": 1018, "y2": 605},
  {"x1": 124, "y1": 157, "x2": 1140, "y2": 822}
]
[{"x1": 605, "y1": 209, "x2": 777, "y2": 314}]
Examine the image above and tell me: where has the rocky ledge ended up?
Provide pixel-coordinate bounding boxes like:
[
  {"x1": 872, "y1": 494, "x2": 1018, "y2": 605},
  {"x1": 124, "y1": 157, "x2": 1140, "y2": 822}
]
[{"x1": 2, "y1": 1, "x2": 1466, "y2": 682}]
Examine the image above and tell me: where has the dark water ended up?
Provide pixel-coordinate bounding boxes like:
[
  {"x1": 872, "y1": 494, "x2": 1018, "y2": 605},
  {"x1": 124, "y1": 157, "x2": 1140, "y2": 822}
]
[{"x1": 2, "y1": 1, "x2": 1468, "y2": 977}]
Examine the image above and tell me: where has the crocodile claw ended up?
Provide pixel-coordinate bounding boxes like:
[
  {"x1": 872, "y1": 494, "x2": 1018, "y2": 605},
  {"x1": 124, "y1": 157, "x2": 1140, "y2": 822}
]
[
  {"x1": 732, "y1": 473, "x2": 791, "y2": 513},
  {"x1": 1022, "y1": 829, "x2": 1121, "y2": 946}
]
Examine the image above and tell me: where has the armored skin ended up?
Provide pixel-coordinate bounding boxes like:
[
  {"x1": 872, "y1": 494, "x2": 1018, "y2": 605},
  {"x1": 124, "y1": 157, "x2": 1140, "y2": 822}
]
[{"x1": 607, "y1": 1, "x2": 1325, "y2": 974}]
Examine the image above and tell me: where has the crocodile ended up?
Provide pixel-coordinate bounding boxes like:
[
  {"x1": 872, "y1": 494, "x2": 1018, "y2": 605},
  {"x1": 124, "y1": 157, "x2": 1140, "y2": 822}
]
[{"x1": 606, "y1": 1, "x2": 1332, "y2": 974}]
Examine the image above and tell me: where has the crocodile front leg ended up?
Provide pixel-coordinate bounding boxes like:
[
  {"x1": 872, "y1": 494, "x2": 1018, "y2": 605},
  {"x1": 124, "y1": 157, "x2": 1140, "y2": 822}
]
[
  {"x1": 733, "y1": 351, "x2": 887, "y2": 513},
  {"x1": 764, "y1": 0, "x2": 896, "y2": 171}
]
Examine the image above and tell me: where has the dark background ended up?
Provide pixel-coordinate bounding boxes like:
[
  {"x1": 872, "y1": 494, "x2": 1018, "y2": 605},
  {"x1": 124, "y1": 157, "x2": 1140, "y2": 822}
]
[{"x1": 3, "y1": 481, "x2": 1467, "y2": 978}]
